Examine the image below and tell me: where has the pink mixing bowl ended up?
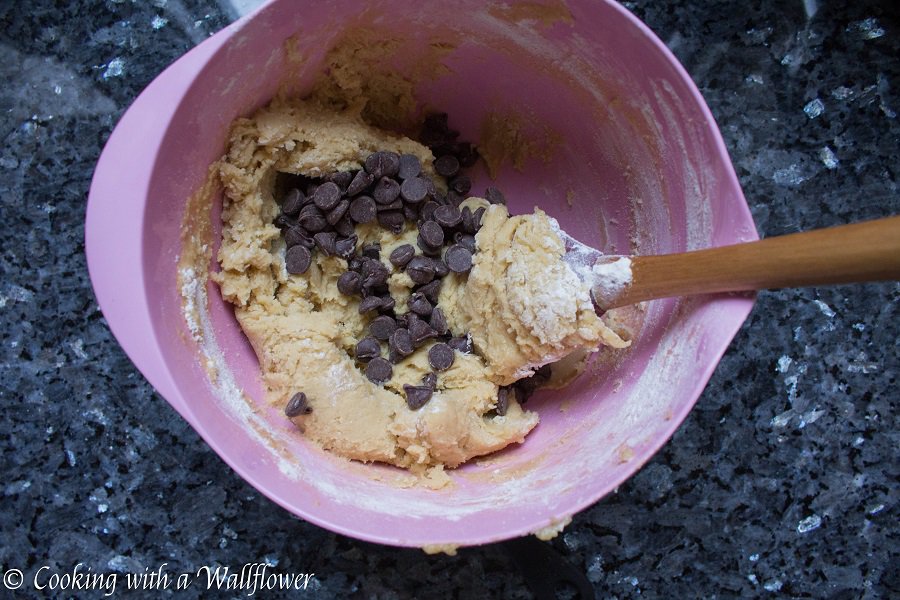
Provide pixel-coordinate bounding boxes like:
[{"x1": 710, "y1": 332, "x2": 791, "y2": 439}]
[{"x1": 86, "y1": 0, "x2": 756, "y2": 548}]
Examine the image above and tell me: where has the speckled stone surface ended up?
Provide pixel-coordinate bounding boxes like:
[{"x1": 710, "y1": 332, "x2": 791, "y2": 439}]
[{"x1": 1, "y1": 1, "x2": 897, "y2": 598}]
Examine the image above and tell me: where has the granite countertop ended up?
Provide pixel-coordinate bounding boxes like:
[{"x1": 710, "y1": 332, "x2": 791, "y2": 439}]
[{"x1": 1, "y1": 1, "x2": 897, "y2": 598}]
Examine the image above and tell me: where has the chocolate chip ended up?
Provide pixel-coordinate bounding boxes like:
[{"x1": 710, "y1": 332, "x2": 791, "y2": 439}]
[
  {"x1": 389, "y1": 244, "x2": 415, "y2": 268},
  {"x1": 445, "y1": 244, "x2": 473, "y2": 273},
  {"x1": 285, "y1": 245, "x2": 312, "y2": 274},
  {"x1": 281, "y1": 188, "x2": 306, "y2": 216},
  {"x1": 376, "y1": 198, "x2": 404, "y2": 212},
  {"x1": 454, "y1": 232, "x2": 476, "y2": 253},
  {"x1": 447, "y1": 191, "x2": 465, "y2": 207},
  {"x1": 419, "y1": 220, "x2": 444, "y2": 248},
  {"x1": 361, "y1": 259, "x2": 389, "y2": 288},
  {"x1": 365, "y1": 357, "x2": 393, "y2": 383},
  {"x1": 434, "y1": 205, "x2": 462, "y2": 228},
  {"x1": 417, "y1": 234, "x2": 442, "y2": 257},
  {"x1": 460, "y1": 206, "x2": 475, "y2": 234},
  {"x1": 432, "y1": 259, "x2": 449, "y2": 278},
  {"x1": 409, "y1": 316, "x2": 437, "y2": 346},
  {"x1": 421, "y1": 372, "x2": 438, "y2": 389},
  {"x1": 358, "y1": 295, "x2": 383, "y2": 314},
  {"x1": 298, "y1": 210, "x2": 327, "y2": 233},
  {"x1": 314, "y1": 231, "x2": 337, "y2": 256},
  {"x1": 533, "y1": 364, "x2": 552, "y2": 383},
  {"x1": 428, "y1": 343, "x2": 455, "y2": 371},
  {"x1": 406, "y1": 256, "x2": 435, "y2": 285},
  {"x1": 448, "y1": 335, "x2": 472, "y2": 354},
  {"x1": 389, "y1": 328, "x2": 414, "y2": 358},
  {"x1": 335, "y1": 234, "x2": 357, "y2": 259},
  {"x1": 362, "y1": 242, "x2": 381, "y2": 259},
  {"x1": 495, "y1": 387, "x2": 509, "y2": 416},
  {"x1": 377, "y1": 210, "x2": 404, "y2": 234},
  {"x1": 326, "y1": 199, "x2": 350, "y2": 225},
  {"x1": 398, "y1": 154, "x2": 421, "y2": 179},
  {"x1": 284, "y1": 392, "x2": 312, "y2": 417},
  {"x1": 485, "y1": 186, "x2": 506, "y2": 205},
  {"x1": 337, "y1": 271, "x2": 362, "y2": 295},
  {"x1": 430, "y1": 307, "x2": 448, "y2": 335},
  {"x1": 408, "y1": 292, "x2": 433, "y2": 316},
  {"x1": 349, "y1": 195, "x2": 377, "y2": 223},
  {"x1": 403, "y1": 203, "x2": 419, "y2": 223},
  {"x1": 449, "y1": 175, "x2": 471, "y2": 195},
  {"x1": 347, "y1": 170, "x2": 375, "y2": 196},
  {"x1": 305, "y1": 182, "x2": 319, "y2": 197},
  {"x1": 419, "y1": 200, "x2": 439, "y2": 223},
  {"x1": 370, "y1": 315, "x2": 398, "y2": 340},
  {"x1": 329, "y1": 170, "x2": 354, "y2": 191},
  {"x1": 456, "y1": 142, "x2": 479, "y2": 167},
  {"x1": 473, "y1": 207, "x2": 486, "y2": 231},
  {"x1": 334, "y1": 217, "x2": 355, "y2": 238},
  {"x1": 355, "y1": 336, "x2": 381, "y2": 362},
  {"x1": 274, "y1": 214, "x2": 294, "y2": 230},
  {"x1": 312, "y1": 181, "x2": 341, "y2": 211},
  {"x1": 421, "y1": 113, "x2": 454, "y2": 143},
  {"x1": 403, "y1": 384, "x2": 433, "y2": 410},
  {"x1": 434, "y1": 154, "x2": 460, "y2": 178},
  {"x1": 373, "y1": 177, "x2": 401, "y2": 205},
  {"x1": 285, "y1": 226, "x2": 314, "y2": 249},
  {"x1": 417, "y1": 279, "x2": 442, "y2": 304},
  {"x1": 379, "y1": 295, "x2": 396, "y2": 312},
  {"x1": 365, "y1": 151, "x2": 396, "y2": 179},
  {"x1": 400, "y1": 177, "x2": 428, "y2": 204}
]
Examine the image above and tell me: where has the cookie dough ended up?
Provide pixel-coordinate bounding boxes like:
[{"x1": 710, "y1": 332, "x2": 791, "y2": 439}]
[{"x1": 212, "y1": 96, "x2": 626, "y2": 471}]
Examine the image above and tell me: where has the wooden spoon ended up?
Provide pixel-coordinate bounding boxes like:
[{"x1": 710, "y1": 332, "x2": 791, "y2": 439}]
[{"x1": 561, "y1": 215, "x2": 900, "y2": 311}]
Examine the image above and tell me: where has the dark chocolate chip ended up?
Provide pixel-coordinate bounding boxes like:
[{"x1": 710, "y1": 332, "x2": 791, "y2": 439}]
[
  {"x1": 389, "y1": 328, "x2": 414, "y2": 358},
  {"x1": 312, "y1": 181, "x2": 342, "y2": 211},
  {"x1": 421, "y1": 372, "x2": 438, "y2": 389},
  {"x1": 428, "y1": 343, "x2": 455, "y2": 371},
  {"x1": 430, "y1": 307, "x2": 448, "y2": 335},
  {"x1": 347, "y1": 170, "x2": 375, "y2": 196},
  {"x1": 365, "y1": 151, "x2": 396, "y2": 179},
  {"x1": 326, "y1": 199, "x2": 350, "y2": 225},
  {"x1": 403, "y1": 384, "x2": 433, "y2": 410},
  {"x1": 454, "y1": 232, "x2": 477, "y2": 253},
  {"x1": 365, "y1": 357, "x2": 393, "y2": 384},
  {"x1": 380, "y1": 152, "x2": 400, "y2": 177},
  {"x1": 485, "y1": 187, "x2": 506, "y2": 205},
  {"x1": 431, "y1": 188, "x2": 448, "y2": 206},
  {"x1": 349, "y1": 195, "x2": 377, "y2": 224},
  {"x1": 298, "y1": 211, "x2": 327, "y2": 233},
  {"x1": 370, "y1": 315, "x2": 398, "y2": 340},
  {"x1": 389, "y1": 244, "x2": 416, "y2": 268},
  {"x1": 495, "y1": 387, "x2": 509, "y2": 416},
  {"x1": 445, "y1": 244, "x2": 473, "y2": 273},
  {"x1": 377, "y1": 210, "x2": 405, "y2": 234},
  {"x1": 460, "y1": 206, "x2": 475, "y2": 234},
  {"x1": 305, "y1": 182, "x2": 319, "y2": 197},
  {"x1": 434, "y1": 204, "x2": 463, "y2": 228},
  {"x1": 533, "y1": 364, "x2": 552, "y2": 383},
  {"x1": 456, "y1": 142, "x2": 479, "y2": 167},
  {"x1": 362, "y1": 242, "x2": 381, "y2": 259},
  {"x1": 403, "y1": 203, "x2": 419, "y2": 223},
  {"x1": 419, "y1": 220, "x2": 444, "y2": 248},
  {"x1": 329, "y1": 170, "x2": 354, "y2": 191},
  {"x1": 285, "y1": 226, "x2": 314, "y2": 249},
  {"x1": 313, "y1": 231, "x2": 337, "y2": 256},
  {"x1": 419, "y1": 200, "x2": 439, "y2": 223},
  {"x1": 398, "y1": 154, "x2": 421, "y2": 180},
  {"x1": 406, "y1": 256, "x2": 435, "y2": 284},
  {"x1": 273, "y1": 214, "x2": 294, "y2": 230},
  {"x1": 447, "y1": 191, "x2": 465, "y2": 207},
  {"x1": 356, "y1": 336, "x2": 381, "y2": 362},
  {"x1": 334, "y1": 216, "x2": 355, "y2": 238},
  {"x1": 434, "y1": 154, "x2": 460, "y2": 178},
  {"x1": 284, "y1": 392, "x2": 312, "y2": 417},
  {"x1": 408, "y1": 291, "x2": 433, "y2": 316},
  {"x1": 449, "y1": 175, "x2": 471, "y2": 195},
  {"x1": 376, "y1": 198, "x2": 404, "y2": 212},
  {"x1": 373, "y1": 177, "x2": 401, "y2": 205},
  {"x1": 335, "y1": 234, "x2": 357, "y2": 259},
  {"x1": 409, "y1": 316, "x2": 437, "y2": 346},
  {"x1": 281, "y1": 188, "x2": 306, "y2": 216},
  {"x1": 400, "y1": 177, "x2": 428, "y2": 204},
  {"x1": 473, "y1": 207, "x2": 486, "y2": 231},
  {"x1": 379, "y1": 295, "x2": 396, "y2": 312},
  {"x1": 361, "y1": 259, "x2": 389, "y2": 288},
  {"x1": 417, "y1": 279, "x2": 442, "y2": 304},
  {"x1": 358, "y1": 295, "x2": 383, "y2": 314},
  {"x1": 337, "y1": 271, "x2": 362, "y2": 295},
  {"x1": 448, "y1": 335, "x2": 472, "y2": 354},
  {"x1": 348, "y1": 256, "x2": 365, "y2": 272},
  {"x1": 285, "y1": 245, "x2": 312, "y2": 274},
  {"x1": 432, "y1": 258, "x2": 449, "y2": 278}
]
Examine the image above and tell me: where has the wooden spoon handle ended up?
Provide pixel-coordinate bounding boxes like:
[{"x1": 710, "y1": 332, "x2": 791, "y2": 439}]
[{"x1": 609, "y1": 215, "x2": 900, "y2": 309}]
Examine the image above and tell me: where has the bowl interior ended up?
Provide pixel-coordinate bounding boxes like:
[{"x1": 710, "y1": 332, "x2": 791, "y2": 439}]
[{"x1": 140, "y1": 0, "x2": 755, "y2": 547}]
